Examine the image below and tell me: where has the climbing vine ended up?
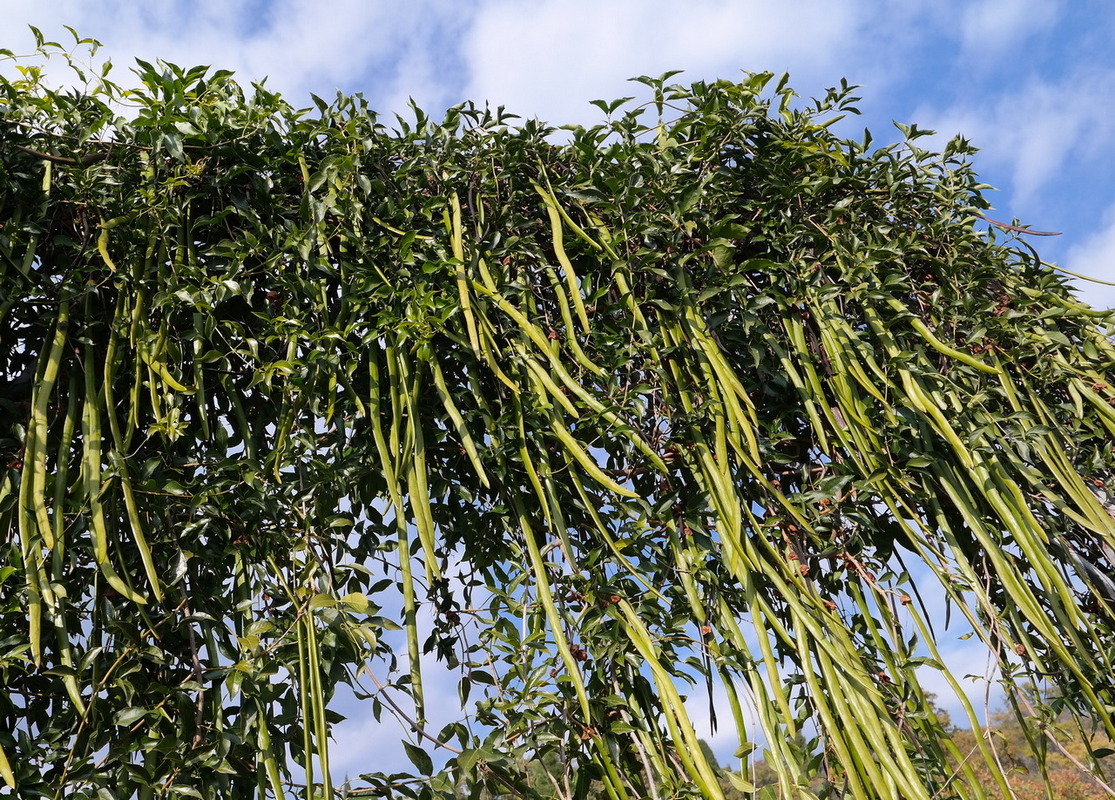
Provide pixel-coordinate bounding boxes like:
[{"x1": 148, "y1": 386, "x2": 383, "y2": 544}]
[{"x1": 3, "y1": 31, "x2": 1115, "y2": 800}]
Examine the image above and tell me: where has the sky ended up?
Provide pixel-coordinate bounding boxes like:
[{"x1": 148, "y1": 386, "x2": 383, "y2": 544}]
[{"x1": 5, "y1": 0, "x2": 1115, "y2": 779}]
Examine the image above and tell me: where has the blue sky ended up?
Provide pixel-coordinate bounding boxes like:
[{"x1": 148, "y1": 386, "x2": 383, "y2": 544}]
[{"x1": 7, "y1": 0, "x2": 1115, "y2": 778}]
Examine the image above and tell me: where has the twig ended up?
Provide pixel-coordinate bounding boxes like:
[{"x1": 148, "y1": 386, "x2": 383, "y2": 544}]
[{"x1": 363, "y1": 669, "x2": 461, "y2": 754}]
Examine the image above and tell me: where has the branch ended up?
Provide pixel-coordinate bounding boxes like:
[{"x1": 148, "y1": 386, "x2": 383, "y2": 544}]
[
  {"x1": 12, "y1": 142, "x2": 109, "y2": 166},
  {"x1": 976, "y1": 213, "x2": 1061, "y2": 236}
]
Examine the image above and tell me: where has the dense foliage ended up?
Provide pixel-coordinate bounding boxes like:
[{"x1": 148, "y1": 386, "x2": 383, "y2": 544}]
[{"x1": 4, "y1": 31, "x2": 1115, "y2": 800}]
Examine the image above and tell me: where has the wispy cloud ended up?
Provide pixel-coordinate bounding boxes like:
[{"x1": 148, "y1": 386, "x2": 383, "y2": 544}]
[
  {"x1": 959, "y1": 0, "x2": 1064, "y2": 62},
  {"x1": 1067, "y1": 202, "x2": 1115, "y2": 312},
  {"x1": 4, "y1": 0, "x2": 477, "y2": 114},
  {"x1": 913, "y1": 66, "x2": 1115, "y2": 213}
]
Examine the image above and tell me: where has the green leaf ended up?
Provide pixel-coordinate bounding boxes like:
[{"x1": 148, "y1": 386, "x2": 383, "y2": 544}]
[
  {"x1": 403, "y1": 741, "x2": 433, "y2": 775},
  {"x1": 114, "y1": 707, "x2": 148, "y2": 727},
  {"x1": 726, "y1": 772, "x2": 756, "y2": 793},
  {"x1": 734, "y1": 742, "x2": 758, "y2": 758},
  {"x1": 161, "y1": 132, "x2": 184, "y2": 160},
  {"x1": 339, "y1": 592, "x2": 370, "y2": 613},
  {"x1": 225, "y1": 669, "x2": 243, "y2": 699}
]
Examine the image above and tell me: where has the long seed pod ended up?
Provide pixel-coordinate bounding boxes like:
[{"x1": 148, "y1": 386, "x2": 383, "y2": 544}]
[
  {"x1": 81, "y1": 339, "x2": 145, "y2": 604},
  {"x1": 102, "y1": 302, "x2": 163, "y2": 602},
  {"x1": 24, "y1": 297, "x2": 70, "y2": 551}
]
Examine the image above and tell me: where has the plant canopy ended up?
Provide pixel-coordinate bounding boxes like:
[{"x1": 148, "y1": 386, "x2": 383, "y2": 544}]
[{"x1": 4, "y1": 31, "x2": 1115, "y2": 800}]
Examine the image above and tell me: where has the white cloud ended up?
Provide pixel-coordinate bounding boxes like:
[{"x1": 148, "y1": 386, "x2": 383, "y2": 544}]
[
  {"x1": 1066, "y1": 203, "x2": 1115, "y2": 312},
  {"x1": 4, "y1": 1, "x2": 476, "y2": 113},
  {"x1": 959, "y1": 0, "x2": 1064, "y2": 60},
  {"x1": 100, "y1": 0, "x2": 419, "y2": 101},
  {"x1": 462, "y1": 0, "x2": 864, "y2": 126},
  {"x1": 328, "y1": 603, "x2": 470, "y2": 778},
  {"x1": 919, "y1": 641, "x2": 1003, "y2": 731}
]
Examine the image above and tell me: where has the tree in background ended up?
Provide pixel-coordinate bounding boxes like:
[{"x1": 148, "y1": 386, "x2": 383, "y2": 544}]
[
  {"x1": 4, "y1": 30, "x2": 1115, "y2": 800},
  {"x1": 945, "y1": 694, "x2": 1115, "y2": 800}
]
